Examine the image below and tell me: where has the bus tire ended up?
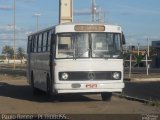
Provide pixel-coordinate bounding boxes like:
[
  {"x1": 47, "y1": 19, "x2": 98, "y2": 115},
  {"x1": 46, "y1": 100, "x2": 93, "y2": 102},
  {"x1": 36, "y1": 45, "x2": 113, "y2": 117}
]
[
  {"x1": 101, "y1": 92, "x2": 112, "y2": 101},
  {"x1": 31, "y1": 72, "x2": 41, "y2": 95}
]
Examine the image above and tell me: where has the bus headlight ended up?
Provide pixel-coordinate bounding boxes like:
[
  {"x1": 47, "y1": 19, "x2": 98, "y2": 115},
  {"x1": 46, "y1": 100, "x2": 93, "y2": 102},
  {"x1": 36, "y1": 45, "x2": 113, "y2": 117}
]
[
  {"x1": 61, "y1": 73, "x2": 69, "y2": 80},
  {"x1": 112, "y1": 72, "x2": 120, "y2": 80}
]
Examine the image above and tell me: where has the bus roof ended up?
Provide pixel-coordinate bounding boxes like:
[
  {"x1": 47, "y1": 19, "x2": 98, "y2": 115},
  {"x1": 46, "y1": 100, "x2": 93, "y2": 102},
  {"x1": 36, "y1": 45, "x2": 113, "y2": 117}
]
[
  {"x1": 28, "y1": 26, "x2": 55, "y2": 36},
  {"x1": 56, "y1": 23, "x2": 122, "y2": 33},
  {"x1": 28, "y1": 22, "x2": 122, "y2": 36}
]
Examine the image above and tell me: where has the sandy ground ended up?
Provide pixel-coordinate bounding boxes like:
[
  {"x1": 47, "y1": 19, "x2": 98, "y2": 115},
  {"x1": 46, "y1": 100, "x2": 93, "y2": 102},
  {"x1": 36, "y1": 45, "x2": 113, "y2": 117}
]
[{"x1": 0, "y1": 74, "x2": 159, "y2": 115}]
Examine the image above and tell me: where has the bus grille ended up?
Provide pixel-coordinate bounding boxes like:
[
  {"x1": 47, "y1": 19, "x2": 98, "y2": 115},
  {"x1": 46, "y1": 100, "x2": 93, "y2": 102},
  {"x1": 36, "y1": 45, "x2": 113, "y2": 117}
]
[{"x1": 59, "y1": 71, "x2": 121, "y2": 81}]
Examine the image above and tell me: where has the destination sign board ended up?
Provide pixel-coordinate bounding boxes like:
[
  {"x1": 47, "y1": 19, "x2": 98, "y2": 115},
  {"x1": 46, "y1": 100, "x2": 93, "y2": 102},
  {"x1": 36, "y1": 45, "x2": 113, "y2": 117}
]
[{"x1": 75, "y1": 25, "x2": 105, "y2": 32}]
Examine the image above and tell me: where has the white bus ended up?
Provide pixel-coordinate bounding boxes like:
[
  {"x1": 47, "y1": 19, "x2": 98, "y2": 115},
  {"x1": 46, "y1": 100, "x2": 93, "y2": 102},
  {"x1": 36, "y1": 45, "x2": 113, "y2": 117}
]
[{"x1": 27, "y1": 23, "x2": 125, "y2": 101}]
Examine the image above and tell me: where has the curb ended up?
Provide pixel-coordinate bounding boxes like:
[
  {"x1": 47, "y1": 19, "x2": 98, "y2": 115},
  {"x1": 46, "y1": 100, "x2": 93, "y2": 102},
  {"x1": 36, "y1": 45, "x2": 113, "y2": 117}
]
[
  {"x1": 124, "y1": 78, "x2": 160, "y2": 82},
  {"x1": 113, "y1": 93, "x2": 150, "y2": 103},
  {"x1": 0, "y1": 69, "x2": 26, "y2": 76}
]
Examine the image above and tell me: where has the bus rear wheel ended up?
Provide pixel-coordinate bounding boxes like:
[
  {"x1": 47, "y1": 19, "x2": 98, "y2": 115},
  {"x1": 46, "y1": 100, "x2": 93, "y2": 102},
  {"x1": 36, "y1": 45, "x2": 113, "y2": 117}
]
[{"x1": 101, "y1": 92, "x2": 112, "y2": 101}]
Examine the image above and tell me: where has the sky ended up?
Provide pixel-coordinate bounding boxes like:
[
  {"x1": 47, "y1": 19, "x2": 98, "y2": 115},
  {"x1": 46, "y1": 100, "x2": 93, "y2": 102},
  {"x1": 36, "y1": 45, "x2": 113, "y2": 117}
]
[{"x1": 0, "y1": 0, "x2": 160, "y2": 53}]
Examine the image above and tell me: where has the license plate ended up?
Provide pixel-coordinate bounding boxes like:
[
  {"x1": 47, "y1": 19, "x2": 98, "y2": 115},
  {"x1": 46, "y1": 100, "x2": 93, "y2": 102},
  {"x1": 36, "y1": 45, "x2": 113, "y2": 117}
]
[{"x1": 86, "y1": 84, "x2": 97, "y2": 88}]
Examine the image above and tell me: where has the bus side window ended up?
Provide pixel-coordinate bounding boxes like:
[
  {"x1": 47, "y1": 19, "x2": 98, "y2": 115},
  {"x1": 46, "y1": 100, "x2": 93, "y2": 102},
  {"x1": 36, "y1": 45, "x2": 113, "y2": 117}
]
[
  {"x1": 38, "y1": 34, "x2": 42, "y2": 52},
  {"x1": 34, "y1": 36, "x2": 38, "y2": 53},
  {"x1": 27, "y1": 36, "x2": 32, "y2": 53},
  {"x1": 43, "y1": 32, "x2": 47, "y2": 52},
  {"x1": 31, "y1": 37, "x2": 34, "y2": 53},
  {"x1": 47, "y1": 31, "x2": 52, "y2": 51},
  {"x1": 52, "y1": 33, "x2": 56, "y2": 53}
]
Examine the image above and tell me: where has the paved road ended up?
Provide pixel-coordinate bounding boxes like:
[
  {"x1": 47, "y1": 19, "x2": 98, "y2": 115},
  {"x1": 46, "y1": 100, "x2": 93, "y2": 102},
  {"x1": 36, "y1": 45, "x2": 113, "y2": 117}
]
[
  {"x1": 0, "y1": 75, "x2": 159, "y2": 116},
  {"x1": 124, "y1": 67, "x2": 160, "y2": 74},
  {"x1": 123, "y1": 81, "x2": 160, "y2": 101}
]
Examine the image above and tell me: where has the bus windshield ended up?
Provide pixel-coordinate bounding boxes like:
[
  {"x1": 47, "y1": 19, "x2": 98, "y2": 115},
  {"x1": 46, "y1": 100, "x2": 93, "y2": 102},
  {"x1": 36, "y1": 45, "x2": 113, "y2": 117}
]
[{"x1": 56, "y1": 33, "x2": 122, "y2": 59}]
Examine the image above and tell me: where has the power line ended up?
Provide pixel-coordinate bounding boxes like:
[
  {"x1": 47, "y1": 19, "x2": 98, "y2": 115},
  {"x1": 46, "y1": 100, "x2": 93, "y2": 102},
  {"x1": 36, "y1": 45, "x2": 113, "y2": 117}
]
[{"x1": 0, "y1": 39, "x2": 27, "y2": 40}]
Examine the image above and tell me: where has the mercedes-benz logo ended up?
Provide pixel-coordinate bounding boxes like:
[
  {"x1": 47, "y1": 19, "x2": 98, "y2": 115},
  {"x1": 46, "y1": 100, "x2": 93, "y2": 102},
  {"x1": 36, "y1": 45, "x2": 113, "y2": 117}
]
[{"x1": 88, "y1": 72, "x2": 95, "y2": 80}]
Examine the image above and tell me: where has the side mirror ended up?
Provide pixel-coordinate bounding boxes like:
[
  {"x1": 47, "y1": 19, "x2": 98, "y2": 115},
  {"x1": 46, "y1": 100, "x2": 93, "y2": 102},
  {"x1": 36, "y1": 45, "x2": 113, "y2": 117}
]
[
  {"x1": 51, "y1": 34, "x2": 56, "y2": 45},
  {"x1": 122, "y1": 33, "x2": 126, "y2": 45}
]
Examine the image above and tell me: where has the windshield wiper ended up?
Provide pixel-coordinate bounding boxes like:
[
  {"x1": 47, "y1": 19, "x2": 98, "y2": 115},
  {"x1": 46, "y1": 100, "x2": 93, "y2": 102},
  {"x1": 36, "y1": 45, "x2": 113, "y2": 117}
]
[
  {"x1": 75, "y1": 49, "x2": 90, "y2": 59},
  {"x1": 92, "y1": 50, "x2": 110, "y2": 59}
]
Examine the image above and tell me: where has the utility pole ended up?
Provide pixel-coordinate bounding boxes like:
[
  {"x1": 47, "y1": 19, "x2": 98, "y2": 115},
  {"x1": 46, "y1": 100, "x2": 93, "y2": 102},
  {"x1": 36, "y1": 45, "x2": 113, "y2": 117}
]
[
  {"x1": 92, "y1": 0, "x2": 96, "y2": 22},
  {"x1": 34, "y1": 13, "x2": 41, "y2": 31},
  {"x1": 74, "y1": 0, "x2": 105, "y2": 22},
  {"x1": 138, "y1": 43, "x2": 140, "y2": 56},
  {"x1": 147, "y1": 37, "x2": 150, "y2": 57},
  {"x1": 13, "y1": 0, "x2": 16, "y2": 70}
]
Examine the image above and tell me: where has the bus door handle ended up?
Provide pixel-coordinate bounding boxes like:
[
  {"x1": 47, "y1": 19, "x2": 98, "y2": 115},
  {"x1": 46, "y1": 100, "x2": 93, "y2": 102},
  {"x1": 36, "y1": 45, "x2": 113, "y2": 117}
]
[{"x1": 44, "y1": 72, "x2": 47, "y2": 74}]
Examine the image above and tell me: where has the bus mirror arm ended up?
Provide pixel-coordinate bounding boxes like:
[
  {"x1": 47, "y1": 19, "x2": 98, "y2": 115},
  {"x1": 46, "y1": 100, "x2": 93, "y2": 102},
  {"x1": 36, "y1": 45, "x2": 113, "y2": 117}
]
[
  {"x1": 122, "y1": 33, "x2": 126, "y2": 45},
  {"x1": 51, "y1": 34, "x2": 56, "y2": 45}
]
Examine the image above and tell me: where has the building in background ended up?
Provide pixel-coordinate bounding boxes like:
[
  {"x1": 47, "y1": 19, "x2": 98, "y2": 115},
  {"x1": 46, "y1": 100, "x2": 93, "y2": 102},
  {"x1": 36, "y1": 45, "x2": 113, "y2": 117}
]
[{"x1": 151, "y1": 41, "x2": 160, "y2": 68}]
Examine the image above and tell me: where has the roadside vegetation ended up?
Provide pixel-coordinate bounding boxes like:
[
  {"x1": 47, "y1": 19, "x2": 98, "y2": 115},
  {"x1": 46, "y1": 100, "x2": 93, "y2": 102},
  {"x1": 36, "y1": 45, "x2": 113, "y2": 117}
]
[
  {"x1": 146, "y1": 100, "x2": 160, "y2": 107},
  {"x1": 1, "y1": 45, "x2": 26, "y2": 64}
]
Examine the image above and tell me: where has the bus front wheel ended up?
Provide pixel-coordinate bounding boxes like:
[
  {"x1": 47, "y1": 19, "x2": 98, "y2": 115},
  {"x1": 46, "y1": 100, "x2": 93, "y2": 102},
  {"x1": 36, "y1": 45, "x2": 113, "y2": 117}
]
[{"x1": 101, "y1": 92, "x2": 112, "y2": 101}]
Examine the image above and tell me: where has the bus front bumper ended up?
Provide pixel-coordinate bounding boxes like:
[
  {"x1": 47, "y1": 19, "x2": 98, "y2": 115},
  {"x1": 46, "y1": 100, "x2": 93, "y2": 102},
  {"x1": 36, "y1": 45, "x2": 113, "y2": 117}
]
[{"x1": 54, "y1": 82, "x2": 125, "y2": 94}]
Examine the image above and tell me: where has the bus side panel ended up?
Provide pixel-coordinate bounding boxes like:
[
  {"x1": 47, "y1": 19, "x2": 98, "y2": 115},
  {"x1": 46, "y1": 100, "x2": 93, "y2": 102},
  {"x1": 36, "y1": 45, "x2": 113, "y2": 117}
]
[{"x1": 30, "y1": 52, "x2": 50, "y2": 91}]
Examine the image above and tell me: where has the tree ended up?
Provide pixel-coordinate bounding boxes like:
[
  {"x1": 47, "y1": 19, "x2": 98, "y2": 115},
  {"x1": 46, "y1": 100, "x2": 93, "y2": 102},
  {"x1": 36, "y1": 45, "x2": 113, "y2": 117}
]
[
  {"x1": 2, "y1": 45, "x2": 14, "y2": 63},
  {"x1": 17, "y1": 47, "x2": 25, "y2": 64}
]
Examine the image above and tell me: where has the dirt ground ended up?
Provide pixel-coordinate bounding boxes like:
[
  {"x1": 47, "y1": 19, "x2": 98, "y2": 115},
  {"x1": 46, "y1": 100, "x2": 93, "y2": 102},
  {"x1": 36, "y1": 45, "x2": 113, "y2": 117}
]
[{"x1": 0, "y1": 74, "x2": 159, "y2": 115}]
